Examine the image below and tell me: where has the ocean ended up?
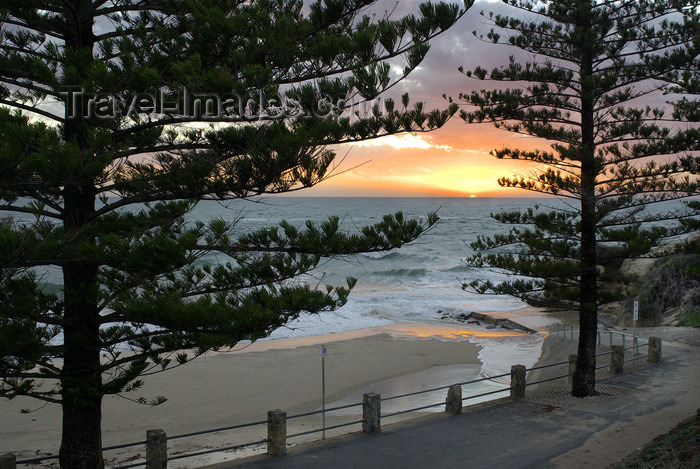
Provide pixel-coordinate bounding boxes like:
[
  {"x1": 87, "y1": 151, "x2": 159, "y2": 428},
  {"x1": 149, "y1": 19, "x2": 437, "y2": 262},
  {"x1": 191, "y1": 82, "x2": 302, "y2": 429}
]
[
  {"x1": 6, "y1": 196, "x2": 560, "y2": 421},
  {"x1": 189, "y1": 196, "x2": 555, "y2": 413},
  {"x1": 14, "y1": 196, "x2": 558, "y2": 329},
  {"x1": 6, "y1": 196, "x2": 549, "y2": 321},
  {"x1": 189, "y1": 196, "x2": 550, "y2": 337}
]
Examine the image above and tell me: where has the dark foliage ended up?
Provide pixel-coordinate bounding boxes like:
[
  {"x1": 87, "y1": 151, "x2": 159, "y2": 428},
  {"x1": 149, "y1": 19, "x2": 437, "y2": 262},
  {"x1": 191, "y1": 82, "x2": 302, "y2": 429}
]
[
  {"x1": 0, "y1": 1, "x2": 470, "y2": 466},
  {"x1": 457, "y1": 0, "x2": 699, "y2": 396}
]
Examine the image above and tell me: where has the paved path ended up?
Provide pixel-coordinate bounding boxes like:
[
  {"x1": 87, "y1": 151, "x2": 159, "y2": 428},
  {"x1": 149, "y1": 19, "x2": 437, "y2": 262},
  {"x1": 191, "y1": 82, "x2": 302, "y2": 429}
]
[{"x1": 211, "y1": 339, "x2": 699, "y2": 469}]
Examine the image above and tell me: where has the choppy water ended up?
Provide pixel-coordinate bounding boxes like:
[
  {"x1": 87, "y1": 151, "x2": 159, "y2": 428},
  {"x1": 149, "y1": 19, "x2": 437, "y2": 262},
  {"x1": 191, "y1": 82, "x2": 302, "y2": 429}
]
[
  {"x1": 191, "y1": 197, "x2": 555, "y2": 381},
  {"x1": 7, "y1": 196, "x2": 558, "y2": 409},
  {"x1": 8, "y1": 196, "x2": 557, "y2": 337},
  {"x1": 190, "y1": 196, "x2": 550, "y2": 338}
]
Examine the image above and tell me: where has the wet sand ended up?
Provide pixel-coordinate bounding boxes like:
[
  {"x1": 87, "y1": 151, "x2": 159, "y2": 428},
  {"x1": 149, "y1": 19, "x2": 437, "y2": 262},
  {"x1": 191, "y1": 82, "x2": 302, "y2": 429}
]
[{"x1": 2, "y1": 323, "x2": 505, "y2": 467}]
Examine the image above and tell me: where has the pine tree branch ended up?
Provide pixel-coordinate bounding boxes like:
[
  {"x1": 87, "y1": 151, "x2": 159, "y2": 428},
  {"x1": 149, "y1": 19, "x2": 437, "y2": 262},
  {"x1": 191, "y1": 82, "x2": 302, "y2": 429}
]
[
  {"x1": 0, "y1": 204, "x2": 62, "y2": 219},
  {"x1": 0, "y1": 77, "x2": 56, "y2": 97},
  {"x1": 0, "y1": 18, "x2": 64, "y2": 40},
  {"x1": 0, "y1": 98, "x2": 64, "y2": 122}
]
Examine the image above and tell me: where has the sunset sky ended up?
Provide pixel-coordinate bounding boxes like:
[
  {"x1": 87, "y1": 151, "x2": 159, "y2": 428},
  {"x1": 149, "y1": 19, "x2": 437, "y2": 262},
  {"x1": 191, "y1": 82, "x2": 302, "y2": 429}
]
[{"x1": 305, "y1": 0, "x2": 544, "y2": 197}]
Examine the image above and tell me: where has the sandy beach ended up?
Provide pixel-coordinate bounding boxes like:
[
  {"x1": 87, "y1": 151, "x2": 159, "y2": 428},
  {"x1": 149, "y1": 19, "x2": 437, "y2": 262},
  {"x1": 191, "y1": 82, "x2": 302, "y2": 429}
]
[
  {"x1": 2, "y1": 318, "x2": 698, "y2": 468},
  {"x1": 1, "y1": 322, "x2": 523, "y2": 468}
]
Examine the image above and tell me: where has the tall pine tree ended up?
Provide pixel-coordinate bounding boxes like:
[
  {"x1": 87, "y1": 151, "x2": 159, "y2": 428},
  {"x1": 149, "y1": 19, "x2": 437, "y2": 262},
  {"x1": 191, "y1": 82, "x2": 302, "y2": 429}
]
[
  {"x1": 0, "y1": 1, "x2": 470, "y2": 466},
  {"x1": 458, "y1": 0, "x2": 699, "y2": 397}
]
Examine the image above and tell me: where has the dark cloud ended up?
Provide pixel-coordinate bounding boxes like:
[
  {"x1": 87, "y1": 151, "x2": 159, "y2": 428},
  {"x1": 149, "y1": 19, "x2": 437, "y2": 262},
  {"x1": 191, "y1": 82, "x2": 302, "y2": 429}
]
[{"x1": 370, "y1": 1, "x2": 526, "y2": 104}]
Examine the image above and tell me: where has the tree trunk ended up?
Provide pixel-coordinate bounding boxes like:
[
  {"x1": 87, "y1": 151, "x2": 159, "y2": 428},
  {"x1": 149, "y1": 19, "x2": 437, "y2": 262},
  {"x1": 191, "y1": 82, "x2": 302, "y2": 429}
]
[
  {"x1": 574, "y1": 149, "x2": 598, "y2": 397},
  {"x1": 59, "y1": 3, "x2": 103, "y2": 464},
  {"x1": 58, "y1": 264, "x2": 104, "y2": 468},
  {"x1": 572, "y1": 0, "x2": 598, "y2": 398},
  {"x1": 573, "y1": 160, "x2": 598, "y2": 396},
  {"x1": 59, "y1": 370, "x2": 104, "y2": 469},
  {"x1": 59, "y1": 186, "x2": 103, "y2": 468}
]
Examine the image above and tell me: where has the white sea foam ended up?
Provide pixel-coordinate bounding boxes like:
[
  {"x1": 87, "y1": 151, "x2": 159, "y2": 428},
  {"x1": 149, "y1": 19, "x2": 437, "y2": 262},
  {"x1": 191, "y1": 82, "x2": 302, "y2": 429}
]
[{"x1": 10, "y1": 197, "x2": 558, "y2": 343}]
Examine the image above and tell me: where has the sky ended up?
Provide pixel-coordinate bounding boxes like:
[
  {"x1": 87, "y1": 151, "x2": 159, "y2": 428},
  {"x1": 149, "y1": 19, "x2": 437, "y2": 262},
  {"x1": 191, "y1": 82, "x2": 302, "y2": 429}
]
[
  {"x1": 303, "y1": 0, "x2": 541, "y2": 197},
  {"x1": 21, "y1": 0, "x2": 532, "y2": 198}
]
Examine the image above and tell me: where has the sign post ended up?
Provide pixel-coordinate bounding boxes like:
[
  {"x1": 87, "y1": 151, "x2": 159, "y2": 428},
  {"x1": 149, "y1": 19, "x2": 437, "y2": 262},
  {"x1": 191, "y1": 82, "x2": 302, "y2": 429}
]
[
  {"x1": 633, "y1": 300, "x2": 639, "y2": 354},
  {"x1": 321, "y1": 344, "x2": 327, "y2": 439}
]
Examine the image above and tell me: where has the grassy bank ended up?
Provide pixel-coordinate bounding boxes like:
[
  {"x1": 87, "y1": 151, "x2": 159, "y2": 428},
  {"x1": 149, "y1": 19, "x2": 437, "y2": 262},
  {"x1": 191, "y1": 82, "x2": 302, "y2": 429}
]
[{"x1": 612, "y1": 410, "x2": 700, "y2": 468}]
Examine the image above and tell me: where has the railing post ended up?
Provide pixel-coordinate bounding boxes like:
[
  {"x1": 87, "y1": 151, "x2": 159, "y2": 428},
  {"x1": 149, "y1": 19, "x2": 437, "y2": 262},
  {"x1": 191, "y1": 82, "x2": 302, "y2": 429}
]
[
  {"x1": 611, "y1": 345, "x2": 624, "y2": 374},
  {"x1": 648, "y1": 337, "x2": 662, "y2": 364},
  {"x1": 362, "y1": 393, "x2": 381, "y2": 434},
  {"x1": 609, "y1": 331, "x2": 613, "y2": 347},
  {"x1": 267, "y1": 409, "x2": 287, "y2": 456},
  {"x1": 510, "y1": 365, "x2": 526, "y2": 399},
  {"x1": 0, "y1": 453, "x2": 16, "y2": 469},
  {"x1": 568, "y1": 354, "x2": 577, "y2": 385},
  {"x1": 597, "y1": 330, "x2": 601, "y2": 345},
  {"x1": 146, "y1": 429, "x2": 167, "y2": 469},
  {"x1": 445, "y1": 384, "x2": 462, "y2": 415}
]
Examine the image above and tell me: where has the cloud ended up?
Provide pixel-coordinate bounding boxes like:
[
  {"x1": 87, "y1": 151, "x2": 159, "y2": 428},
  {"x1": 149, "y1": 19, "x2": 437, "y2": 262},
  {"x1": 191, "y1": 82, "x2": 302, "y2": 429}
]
[{"x1": 352, "y1": 133, "x2": 453, "y2": 151}]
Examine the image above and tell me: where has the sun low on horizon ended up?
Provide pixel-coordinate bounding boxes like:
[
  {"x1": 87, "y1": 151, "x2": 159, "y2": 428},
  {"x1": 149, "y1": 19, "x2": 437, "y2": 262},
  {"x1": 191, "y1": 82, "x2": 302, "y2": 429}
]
[
  {"x1": 295, "y1": 1, "x2": 551, "y2": 199},
  {"x1": 301, "y1": 120, "x2": 541, "y2": 198}
]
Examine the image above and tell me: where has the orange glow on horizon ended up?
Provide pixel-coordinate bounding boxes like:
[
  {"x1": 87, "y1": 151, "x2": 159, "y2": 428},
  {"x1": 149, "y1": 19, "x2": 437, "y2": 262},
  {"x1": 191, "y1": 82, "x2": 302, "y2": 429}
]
[
  {"x1": 299, "y1": 119, "x2": 553, "y2": 197},
  {"x1": 303, "y1": 147, "x2": 541, "y2": 198},
  {"x1": 217, "y1": 321, "x2": 526, "y2": 355}
]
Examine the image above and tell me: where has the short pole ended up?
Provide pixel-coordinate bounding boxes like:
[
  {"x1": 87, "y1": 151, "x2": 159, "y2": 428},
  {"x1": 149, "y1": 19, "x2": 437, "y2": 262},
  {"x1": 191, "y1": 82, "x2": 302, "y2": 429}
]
[
  {"x1": 145, "y1": 429, "x2": 167, "y2": 469},
  {"x1": 510, "y1": 365, "x2": 526, "y2": 399},
  {"x1": 267, "y1": 409, "x2": 287, "y2": 456},
  {"x1": 445, "y1": 384, "x2": 462, "y2": 415},
  {"x1": 0, "y1": 453, "x2": 16, "y2": 469},
  {"x1": 633, "y1": 299, "x2": 638, "y2": 342},
  {"x1": 568, "y1": 354, "x2": 577, "y2": 385},
  {"x1": 570, "y1": 326, "x2": 574, "y2": 338},
  {"x1": 609, "y1": 331, "x2": 613, "y2": 347},
  {"x1": 362, "y1": 393, "x2": 381, "y2": 434},
  {"x1": 611, "y1": 345, "x2": 624, "y2": 374},
  {"x1": 597, "y1": 331, "x2": 601, "y2": 345},
  {"x1": 321, "y1": 345, "x2": 326, "y2": 440},
  {"x1": 648, "y1": 337, "x2": 662, "y2": 364}
]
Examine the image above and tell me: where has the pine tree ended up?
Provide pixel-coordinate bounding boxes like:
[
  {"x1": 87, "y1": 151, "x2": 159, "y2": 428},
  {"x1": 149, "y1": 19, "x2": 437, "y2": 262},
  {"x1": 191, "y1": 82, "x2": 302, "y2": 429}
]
[
  {"x1": 457, "y1": 0, "x2": 699, "y2": 397},
  {"x1": 0, "y1": 1, "x2": 470, "y2": 466}
]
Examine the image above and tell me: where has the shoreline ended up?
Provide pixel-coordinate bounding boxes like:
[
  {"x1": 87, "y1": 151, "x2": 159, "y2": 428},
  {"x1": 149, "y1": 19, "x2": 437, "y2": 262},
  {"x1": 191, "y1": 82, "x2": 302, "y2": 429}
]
[
  {"x1": 221, "y1": 319, "x2": 531, "y2": 353},
  {"x1": 2, "y1": 311, "x2": 696, "y2": 468},
  {"x1": 3, "y1": 321, "x2": 517, "y2": 467}
]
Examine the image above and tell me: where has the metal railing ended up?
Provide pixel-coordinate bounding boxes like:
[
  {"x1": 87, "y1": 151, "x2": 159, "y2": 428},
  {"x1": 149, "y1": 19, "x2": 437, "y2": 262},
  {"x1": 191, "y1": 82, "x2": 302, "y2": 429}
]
[
  {"x1": 553, "y1": 324, "x2": 656, "y2": 357},
  {"x1": 9, "y1": 336, "x2": 661, "y2": 469}
]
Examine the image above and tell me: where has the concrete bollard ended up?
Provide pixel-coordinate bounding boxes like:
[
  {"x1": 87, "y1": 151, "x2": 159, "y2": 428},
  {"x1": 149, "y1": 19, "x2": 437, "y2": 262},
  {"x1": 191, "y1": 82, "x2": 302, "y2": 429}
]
[
  {"x1": 146, "y1": 429, "x2": 167, "y2": 469},
  {"x1": 510, "y1": 365, "x2": 526, "y2": 399},
  {"x1": 445, "y1": 384, "x2": 462, "y2": 415},
  {"x1": 267, "y1": 409, "x2": 287, "y2": 456},
  {"x1": 568, "y1": 354, "x2": 577, "y2": 385},
  {"x1": 0, "y1": 453, "x2": 16, "y2": 469},
  {"x1": 611, "y1": 345, "x2": 624, "y2": 374},
  {"x1": 362, "y1": 393, "x2": 381, "y2": 434},
  {"x1": 648, "y1": 337, "x2": 662, "y2": 364}
]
